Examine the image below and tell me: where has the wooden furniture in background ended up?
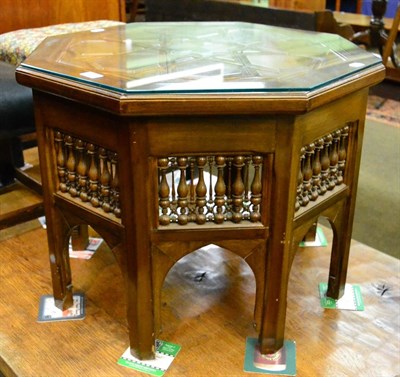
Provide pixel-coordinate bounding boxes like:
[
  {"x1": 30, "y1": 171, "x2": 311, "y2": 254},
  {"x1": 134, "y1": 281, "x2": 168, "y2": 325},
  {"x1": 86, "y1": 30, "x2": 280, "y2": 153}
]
[
  {"x1": 335, "y1": 0, "x2": 363, "y2": 13},
  {"x1": 351, "y1": 0, "x2": 399, "y2": 68},
  {"x1": 0, "y1": 61, "x2": 42, "y2": 229},
  {"x1": 16, "y1": 22, "x2": 384, "y2": 361},
  {"x1": 382, "y1": 5, "x2": 400, "y2": 81},
  {"x1": 269, "y1": 0, "x2": 326, "y2": 11},
  {"x1": 0, "y1": 144, "x2": 43, "y2": 231},
  {"x1": 146, "y1": 0, "x2": 354, "y2": 38},
  {"x1": 334, "y1": 9, "x2": 400, "y2": 32},
  {"x1": 0, "y1": 0, "x2": 125, "y2": 34},
  {"x1": 127, "y1": 0, "x2": 146, "y2": 22}
]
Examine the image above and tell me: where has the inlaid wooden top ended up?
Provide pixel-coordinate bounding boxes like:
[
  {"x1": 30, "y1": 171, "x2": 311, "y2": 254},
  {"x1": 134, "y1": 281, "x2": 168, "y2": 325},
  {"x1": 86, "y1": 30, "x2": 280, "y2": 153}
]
[
  {"x1": 16, "y1": 22, "x2": 385, "y2": 114},
  {"x1": 19, "y1": 22, "x2": 383, "y2": 93}
]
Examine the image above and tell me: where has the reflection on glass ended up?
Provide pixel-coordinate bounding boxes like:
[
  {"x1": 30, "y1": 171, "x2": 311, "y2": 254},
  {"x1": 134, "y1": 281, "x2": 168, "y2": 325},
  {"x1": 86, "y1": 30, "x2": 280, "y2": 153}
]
[{"x1": 21, "y1": 22, "x2": 382, "y2": 94}]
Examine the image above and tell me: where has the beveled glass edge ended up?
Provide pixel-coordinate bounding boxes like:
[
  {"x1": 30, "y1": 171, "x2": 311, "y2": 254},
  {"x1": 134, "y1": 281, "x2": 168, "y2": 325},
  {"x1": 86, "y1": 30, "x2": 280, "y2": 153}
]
[{"x1": 20, "y1": 60, "x2": 383, "y2": 95}]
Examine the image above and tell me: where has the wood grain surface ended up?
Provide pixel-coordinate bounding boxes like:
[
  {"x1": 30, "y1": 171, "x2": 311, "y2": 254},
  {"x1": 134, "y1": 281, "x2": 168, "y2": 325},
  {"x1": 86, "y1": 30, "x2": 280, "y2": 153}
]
[{"x1": 0, "y1": 224, "x2": 399, "y2": 376}]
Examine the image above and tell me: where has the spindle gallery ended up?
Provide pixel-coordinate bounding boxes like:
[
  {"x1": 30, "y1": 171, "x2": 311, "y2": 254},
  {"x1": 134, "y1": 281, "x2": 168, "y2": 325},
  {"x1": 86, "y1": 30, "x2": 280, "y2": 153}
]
[
  {"x1": 296, "y1": 125, "x2": 350, "y2": 212},
  {"x1": 54, "y1": 131, "x2": 121, "y2": 220},
  {"x1": 53, "y1": 124, "x2": 350, "y2": 226},
  {"x1": 157, "y1": 155, "x2": 263, "y2": 226}
]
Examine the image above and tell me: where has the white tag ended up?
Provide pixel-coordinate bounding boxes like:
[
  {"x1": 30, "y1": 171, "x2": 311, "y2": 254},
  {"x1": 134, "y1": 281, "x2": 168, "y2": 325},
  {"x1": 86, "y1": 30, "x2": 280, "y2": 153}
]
[{"x1": 80, "y1": 71, "x2": 104, "y2": 79}]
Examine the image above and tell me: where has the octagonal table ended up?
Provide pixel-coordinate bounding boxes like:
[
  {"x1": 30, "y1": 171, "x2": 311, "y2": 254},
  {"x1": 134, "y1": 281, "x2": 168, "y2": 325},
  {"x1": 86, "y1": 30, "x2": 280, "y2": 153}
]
[{"x1": 16, "y1": 22, "x2": 384, "y2": 361}]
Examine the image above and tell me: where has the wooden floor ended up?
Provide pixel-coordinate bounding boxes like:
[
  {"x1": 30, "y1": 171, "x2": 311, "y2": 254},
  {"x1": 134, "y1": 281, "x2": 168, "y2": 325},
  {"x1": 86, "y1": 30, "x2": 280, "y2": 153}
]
[{"x1": 0, "y1": 219, "x2": 399, "y2": 376}]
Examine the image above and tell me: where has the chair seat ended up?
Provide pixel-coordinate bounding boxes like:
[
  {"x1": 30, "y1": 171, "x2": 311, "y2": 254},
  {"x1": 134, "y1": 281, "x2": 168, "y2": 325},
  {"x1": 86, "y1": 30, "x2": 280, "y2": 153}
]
[
  {"x1": 0, "y1": 62, "x2": 35, "y2": 137},
  {"x1": 0, "y1": 20, "x2": 124, "y2": 65}
]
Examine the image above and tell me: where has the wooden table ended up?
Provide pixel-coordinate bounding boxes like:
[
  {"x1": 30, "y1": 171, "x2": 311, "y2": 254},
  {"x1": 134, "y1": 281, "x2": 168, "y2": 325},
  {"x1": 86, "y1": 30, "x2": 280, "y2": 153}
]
[
  {"x1": 16, "y1": 22, "x2": 385, "y2": 362},
  {"x1": 334, "y1": 10, "x2": 400, "y2": 32}
]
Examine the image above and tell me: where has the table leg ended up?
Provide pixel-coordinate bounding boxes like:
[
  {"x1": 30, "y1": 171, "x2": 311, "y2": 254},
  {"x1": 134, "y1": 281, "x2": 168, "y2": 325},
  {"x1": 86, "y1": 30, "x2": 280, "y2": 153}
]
[
  {"x1": 327, "y1": 118, "x2": 365, "y2": 299},
  {"x1": 326, "y1": 198, "x2": 353, "y2": 300},
  {"x1": 125, "y1": 244, "x2": 155, "y2": 360},
  {"x1": 120, "y1": 127, "x2": 156, "y2": 360},
  {"x1": 45, "y1": 205, "x2": 74, "y2": 309},
  {"x1": 258, "y1": 125, "x2": 299, "y2": 355},
  {"x1": 258, "y1": 238, "x2": 292, "y2": 354},
  {"x1": 34, "y1": 115, "x2": 74, "y2": 310}
]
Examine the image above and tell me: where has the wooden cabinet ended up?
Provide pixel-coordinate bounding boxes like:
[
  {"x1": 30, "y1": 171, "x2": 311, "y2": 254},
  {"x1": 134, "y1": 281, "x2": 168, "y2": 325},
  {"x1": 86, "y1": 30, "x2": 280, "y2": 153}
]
[{"x1": 269, "y1": 0, "x2": 326, "y2": 11}]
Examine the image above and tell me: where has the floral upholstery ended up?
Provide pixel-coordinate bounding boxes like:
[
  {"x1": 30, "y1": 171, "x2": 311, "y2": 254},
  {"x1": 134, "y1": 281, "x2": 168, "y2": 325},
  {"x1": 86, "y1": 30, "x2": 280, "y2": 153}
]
[{"x1": 0, "y1": 20, "x2": 124, "y2": 66}]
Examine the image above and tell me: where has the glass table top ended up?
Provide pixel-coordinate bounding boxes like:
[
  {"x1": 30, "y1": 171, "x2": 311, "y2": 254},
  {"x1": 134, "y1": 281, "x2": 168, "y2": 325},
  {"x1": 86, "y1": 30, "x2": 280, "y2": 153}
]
[{"x1": 21, "y1": 22, "x2": 382, "y2": 94}]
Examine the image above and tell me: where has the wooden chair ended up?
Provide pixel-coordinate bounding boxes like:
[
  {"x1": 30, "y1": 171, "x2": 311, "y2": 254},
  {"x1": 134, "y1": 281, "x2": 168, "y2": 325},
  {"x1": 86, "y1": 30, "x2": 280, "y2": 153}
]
[
  {"x1": 351, "y1": 0, "x2": 399, "y2": 68},
  {"x1": 382, "y1": 4, "x2": 400, "y2": 81},
  {"x1": 128, "y1": 0, "x2": 146, "y2": 22}
]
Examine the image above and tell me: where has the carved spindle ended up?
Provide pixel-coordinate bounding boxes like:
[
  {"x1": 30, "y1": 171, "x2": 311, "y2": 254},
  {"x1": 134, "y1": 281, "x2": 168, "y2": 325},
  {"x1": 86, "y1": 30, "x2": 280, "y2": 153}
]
[
  {"x1": 188, "y1": 158, "x2": 197, "y2": 223},
  {"x1": 206, "y1": 156, "x2": 214, "y2": 217},
  {"x1": 99, "y1": 148, "x2": 111, "y2": 212},
  {"x1": 65, "y1": 135, "x2": 77, "y2": 197},
  {"x1": 226, "y1": 157, "x2": 233, "y2": 213},
  {"x1": 321, "y1": 134, "x2": 332, "y2": 192},
  {"x1": 328, "y1": 131, "x2": 340, "y2": 189},
  {"x1": 214, "y1": 156, "x2": 226, "y2": 224},
  {"x1": 231, "y1": 156, "x2": 245, "y2": 223},
  {"x1": 241, "y1": 156, "x2": 252, "y2": 218},
  {"x1": 306, "y1": 144, "x2": 319, "y2": 201},
  {"x1": 76, "y1": 139, "x2": 89, "y2": 202},
  {"x1": 195, "y1": 157, "x2": 207, "y2": 225},
  {"x1": 337, "y1": 126, "x2": 349, "y2": 185},
  {"x1": 314, "y1": 138, "x2": 326, "y2": 195},
  {"x1": 311, "y1": 141, "x2": 322, "y2": 199},
  {"x1": 295, "y1": 148, "x2": 305, "y2": 211},
  {"x1": 244, "y1": 156, "x2": 251, "y2": 202},
  {"x1": 250, "y1": 155, "x2": 262, "y2": 222},
  {"x1": 170, "y1": 157, "x2": 177, "y2": 210},
  {"x1": 158, "y1": 158, "x2": 171, "y2": 226},
  {"x1": 177, "y1": 157, "x2": 189, "y2": 225},
  {"x1": 302, "y1": 144, "x2": 315, "y2": 202},
  {"x1": 87, "y1": 144, "x2": 100, "y2": 207},
  {"x1": 189, "y1": 158, "x2": 195, "y2": 203},
  {"x1": 55, "y1": 131, "x2": 68, "y2": 193},
  {"x1": 110, "y1": 153, "x2": 121, "y2": 218},
  {"x1": 299, "y1": 149, "x2": 310, "y2": 207}
]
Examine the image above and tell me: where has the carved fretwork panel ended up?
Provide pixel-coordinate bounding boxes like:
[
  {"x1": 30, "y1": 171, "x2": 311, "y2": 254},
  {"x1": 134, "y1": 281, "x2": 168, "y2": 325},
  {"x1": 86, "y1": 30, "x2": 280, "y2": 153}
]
[
  {"x1": 157, "y1": 155, "x2": 264, "y2": 226},
  {"x1": 54, "y1": 130, "x2": 121, "y2": 220},
  {"x1": 295, "y1": 125, "x2": 350, "y2": 212}
]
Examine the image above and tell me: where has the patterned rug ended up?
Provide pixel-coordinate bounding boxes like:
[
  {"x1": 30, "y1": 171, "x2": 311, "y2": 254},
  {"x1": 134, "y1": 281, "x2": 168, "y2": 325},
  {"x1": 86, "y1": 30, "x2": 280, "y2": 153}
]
[{"x1": 367, "y1": 95, "x2": 400, "y2": 127}]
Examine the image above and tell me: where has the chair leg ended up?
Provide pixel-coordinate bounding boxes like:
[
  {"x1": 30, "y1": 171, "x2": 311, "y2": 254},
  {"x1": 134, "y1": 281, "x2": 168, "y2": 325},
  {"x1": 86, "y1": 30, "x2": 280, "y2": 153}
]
[
  {"x1": 0, "y1": 137, "x2": 24, "y2": 187},
  {"x1": 129, "y1": 0, "x2": 140, "y2": 22},
  {"x1": 70, "y1": 225, "x2": 90, "y2": 251}
]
